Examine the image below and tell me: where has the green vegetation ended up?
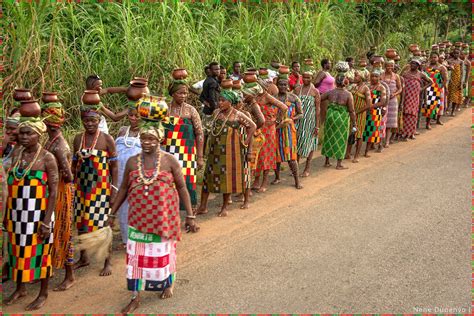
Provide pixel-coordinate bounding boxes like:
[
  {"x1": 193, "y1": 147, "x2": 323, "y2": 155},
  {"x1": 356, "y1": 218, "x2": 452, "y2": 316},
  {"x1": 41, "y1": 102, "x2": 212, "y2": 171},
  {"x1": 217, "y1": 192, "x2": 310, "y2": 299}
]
[{"x1": 3, "y1": 1, "x2": 470, "y2": 135}]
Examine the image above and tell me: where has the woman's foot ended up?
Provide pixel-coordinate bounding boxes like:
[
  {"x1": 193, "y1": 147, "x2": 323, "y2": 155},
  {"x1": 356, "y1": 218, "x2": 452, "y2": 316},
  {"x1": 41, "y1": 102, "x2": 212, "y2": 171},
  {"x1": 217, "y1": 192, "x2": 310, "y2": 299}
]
[
  {"x1": 99, "y1": 260, "x2": 112, "y2": 277},
  {"x1": 4, "y1": 288, "x2": 27, "y2": 305},
  {"x1": 352, "y1": 158, "x2": 359, "y2": 163},
  {"x1": 240, "y1": 202, "x2": 249, "y2": 209},
  {"x1": 194, "y1": 206, "x2": 208, "y2": 215},
  {"x1": 121, "y1": 297, "x2": 140, "y2": 313},
  {"x1": 324, "y1": 162, "x2": 332, "y2": 168},
  {"x1": 53, "y1": 278, "x2": 76, "y2": 291},
  {"x1": 271, "y1": 179, "x2": 281, "y2": 185},
  {"x1": 217, "y1": 206, "x2": 228, "y2": 217},
  {"x1": 295, "y1": 184, "x2": 303, "y2": 189},
  {"x1": 300, "y1": 171, "x2": 310, "y2": 177},
  {"x1": 426, "y1": 125, "x2": 431, "y2": 130},
  {"x1": 436, "y1": 120, "x2": 444, "y2": 125},
  {"x1": 73, "y1": 258, "x2": 90, "y2": 270},
  {"x1": 25, "y1": 294, "x2": 47, "y2": 311},
  {"x1": 336, "y1": 165, "x2": 348, "y2": 170},
  {"x1": 257, "y1": 187, "x2": 267, "y2": 193},
  {"x1": 161, "y1": 285, "x2": 174, "y2": 299}
]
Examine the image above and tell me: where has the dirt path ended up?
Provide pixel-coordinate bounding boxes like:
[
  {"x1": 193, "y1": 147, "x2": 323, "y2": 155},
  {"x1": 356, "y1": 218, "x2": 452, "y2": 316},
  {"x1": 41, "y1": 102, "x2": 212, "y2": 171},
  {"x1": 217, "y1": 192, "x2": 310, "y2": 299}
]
[{"x1": 3, "y1": 108, "x2": 471, "y2": 313}]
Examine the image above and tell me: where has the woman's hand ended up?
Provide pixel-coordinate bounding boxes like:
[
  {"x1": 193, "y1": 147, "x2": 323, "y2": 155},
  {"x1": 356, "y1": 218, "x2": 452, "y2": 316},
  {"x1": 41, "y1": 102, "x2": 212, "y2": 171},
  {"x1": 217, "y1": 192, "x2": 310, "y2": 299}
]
[
  {"x1": 38, "y1": 222, "x2": 51, "y2": 241},
  {"x1": 185, "y1": 217, "x2": 199, "y2": 233},
  {"x1": 197, "y1": 157, "x2": 205, "y2": 169}
]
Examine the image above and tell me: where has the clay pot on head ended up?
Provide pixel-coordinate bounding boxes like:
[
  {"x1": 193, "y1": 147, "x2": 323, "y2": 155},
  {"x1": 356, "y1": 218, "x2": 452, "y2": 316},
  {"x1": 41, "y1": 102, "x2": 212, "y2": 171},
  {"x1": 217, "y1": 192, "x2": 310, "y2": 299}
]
[
  {"x1": 232, "y1": 80, "x2": 242, "y2": 90},
  {"x1": 413, "y1": 49, "x2": 422, "y2": 57},
  {"x1": 454, "y1": 41, "x2": 462, "y2": 48},
  {"x1": 258, "y1": 68, "x2": 269, "y2": 76},
  {"x1": 127, "y1": 78, "x2": 150, "y2": 101},
  {"x1": 243, "y1": 72, "x2": 258, "y2": 83},
  {"x1": 42, "y1": 92, "x2": 59, "y2": 103},
  {"x1": 172, "y1": 68, "x2": 188, "y2": 80},
  {"x1": 385, "y1": 48, "x2": 397, "y2": 59},
  {"x1": 220, "y1": 79, "x2": 233, "y2": 90},
  {"x1": 409, "y1": 44, "x2": 419, "y2": 52},
  {"x1": 462, "y1": 43, "x2": 469, "y2": 49},
  {"x1": 371, "y1": 55, "x2": 384, "y2": 65},
  {"x1": 13, "y1": 88, "x2": 32, "y2": 101},
  {"x1": 304, "y1": 58, "x2": 314, "y2": 65},
  {"x1": 19, "y1": 99, "x2": 41, "y2": 117},
  {"x1": 278, "y1": 65, "x2": 290, "y2": 74},
  {"x1": 82, "y1": 90, "x2": 101, "y2": 105},
  {"x1": 246, "y1": 68, "x2": 257, "y2": 75}
]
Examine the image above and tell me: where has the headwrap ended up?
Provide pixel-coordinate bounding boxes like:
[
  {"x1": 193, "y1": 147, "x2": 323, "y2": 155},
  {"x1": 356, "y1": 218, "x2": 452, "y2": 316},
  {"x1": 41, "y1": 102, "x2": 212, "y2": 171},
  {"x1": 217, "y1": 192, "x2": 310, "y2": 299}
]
[
  {"x1": 220, "y1": 89, "x2": 239, "y2": 105},
  {"x1": 81, "y1": 102, "x2": 102, "y2": 118},
  {"x1": 335, "y1": 61, "x2": 350, "y2": 75},
  {"x1": 6, "y1": 112, "x2": 20, "y2": 126},
  {"x1": 242, "y1": 82, "x2": 264, "y2": 96},
  {"x1": 410, "y1": 57, "x2": 422, "y2": 66},
  {"x1": 18, "y1": 116, "x2": 47, "y2": 135},
  {"x1": 168, "y1": 80, "x2": 188, "y2": 96},
  {"x1": 277, "y1": 73, "x2": 289, "y2": 80},
  {"x1": 139, "y1": 119, "x2": 164, "y2": 141},
  {"x1": 42, "y1": 102, "x2": 65, "y2": 127},
  {"x1": 371, "y1": 68, "x2": 383, "y2": 77},
  {"x1": 128, "y1": 100, "x2": 138, "y2": 111},
  {"x1": 385, "y1": 60, "x2": 395, "y2": 66}
]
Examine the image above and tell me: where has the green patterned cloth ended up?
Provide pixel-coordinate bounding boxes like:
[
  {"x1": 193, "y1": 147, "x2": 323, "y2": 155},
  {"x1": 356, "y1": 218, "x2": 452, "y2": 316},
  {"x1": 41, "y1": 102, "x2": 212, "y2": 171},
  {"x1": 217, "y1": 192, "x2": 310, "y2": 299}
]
[{"x1": 320, "y1": 102, "x2": 350, "y2": 160}]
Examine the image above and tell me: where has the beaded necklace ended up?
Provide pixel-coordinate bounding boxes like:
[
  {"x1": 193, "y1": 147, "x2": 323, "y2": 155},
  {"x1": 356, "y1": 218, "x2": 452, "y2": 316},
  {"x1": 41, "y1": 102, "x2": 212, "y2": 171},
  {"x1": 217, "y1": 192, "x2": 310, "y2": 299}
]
[
  {"x1": 137, "y1": 149, "x2": 161, "y2": 196},
  {"x1": 78, "y1": 129, "x2": 100, "y2": 159},
  {"x1": 11, "y1": 144, "x2": 43, "y2": 181},
  {"x1": 45, "y1": 133, "x2": 61, "y2": 151},
  {"x1": 124, "y1": 126, "x2": 140, "y2": 148},
  {"x1": 210, "y1": 108, "x2": 234, "y2": 137}
]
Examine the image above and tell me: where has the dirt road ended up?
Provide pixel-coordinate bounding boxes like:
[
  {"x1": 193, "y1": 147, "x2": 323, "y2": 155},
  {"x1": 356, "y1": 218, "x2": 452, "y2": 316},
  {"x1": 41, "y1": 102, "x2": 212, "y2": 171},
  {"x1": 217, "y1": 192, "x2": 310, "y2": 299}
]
[{"x1": 3, "y1": 108, "x2": 471, "y2": 313}]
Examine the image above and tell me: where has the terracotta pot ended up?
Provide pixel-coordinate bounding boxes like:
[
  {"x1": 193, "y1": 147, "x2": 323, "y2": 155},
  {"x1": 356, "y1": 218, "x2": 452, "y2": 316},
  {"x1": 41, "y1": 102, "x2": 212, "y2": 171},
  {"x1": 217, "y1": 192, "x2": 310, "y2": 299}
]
[
  {"x1": 385, "y1": 48, "x2": 397, "y2": 59},
  {"x1": 438, "y1": 43, "x2": 446, "y2": 49},
  {"x1": 243, "y1": 72, "x2": 257, "y2": 83},
  {"x1": 431, "y1": 44, "x2": 439, "y2": 51},
  {"x1": 136, "y1": 95, "x2": 168, "y2": 122},
  {"x1": 278, "y1": 65, "x2": 290, "y2": 74},
  {"x1": 258, "y1": 68, "x2": 269, "y2": 76},
  {"x1": 13, "y1": 88, "x2": 32, "y2": 101},
  {"x1": 82, "y1": 90, "x2": 101, "y2": 105},
  {"x1": 19, "y1": 99, "x2": 41, "y2": 117},
  {"x1": 127, "y1": 78, "x2": 150, "y2": 101},
  {"x1": 462, "y1": 43, "x2": 469, "y2": 49},
  {"x1": 232, "y1": 80, "x2": 242, "y2": 90},
  {"x1": 372, "y1": 55, "x2": 384, "y2": 65},
  {"x1": 413, "y1": 49, "x2": 422, "y2": 57},
  {"x1": 409, "y1": 44, "x2": 419, "y2": 52},
  {"x1": 171, "y1": 68, "x2": 188, "y2": 80},
  {"x1": 454, "y1": 41, "x2": 462, "y2": 47},
  {"x1": 304, "y1": 58, "x2": 314, "y2": 65},
  {"x1": 220, "y1": 79, "x2": 233, "y2": 89},
  {"x1": 42, "y1": 91, "x2": 59, "y2": 103}
]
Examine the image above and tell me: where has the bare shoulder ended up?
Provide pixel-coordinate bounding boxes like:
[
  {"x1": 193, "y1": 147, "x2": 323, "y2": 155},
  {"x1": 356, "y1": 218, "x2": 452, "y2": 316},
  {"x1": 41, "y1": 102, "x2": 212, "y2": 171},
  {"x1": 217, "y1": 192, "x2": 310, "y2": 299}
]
[
  {"x1": 287, "y1": 92, "x2": 299, "y2": 102},
  {"x1": 117, "y1": 126, "x2": 127, "y2": 137},
  {"x1": 102, "y1": 132, "x2": 115, "y2": 143}
]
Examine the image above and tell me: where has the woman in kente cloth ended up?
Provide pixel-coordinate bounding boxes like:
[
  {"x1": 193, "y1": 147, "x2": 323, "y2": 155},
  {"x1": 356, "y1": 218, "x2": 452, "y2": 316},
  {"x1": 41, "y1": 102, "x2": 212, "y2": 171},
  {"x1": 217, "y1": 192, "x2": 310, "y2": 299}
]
[
  {"x1": 272, "y1": 74, "x2": 303, "y2": 189},
  {"x1": 115, "y1": 102, "x2": 142, "y2": 248},
  {"x1": 362, "y1": 69, "x2": 387, "y2": 157},
  {"x1": 381, "y1": 60, "x2": 402, "y2": 147},
  {"x1": 294, "y1": 71, "x2": 320, "y2": 177},
  {"x1": 245, "y1": 81, "x2": 287, "y2": 193},
  {"x1": 421, "y1": 52, "x2": 448, "y2": 130},
  {"x1": 4, "y1": 116, "x2": 58, "y2": 310},
  {"x1": 196, "y1": 90, "x2": 256, "y2": 217},
  {"x1": 447, "y1": 49, "x2": 464, "y2": 115},
  {"x1": 72, "y1": 103, "x2": 118, "y2": 276},
  {"x1": 400, "y1": 59, "x2": 432, "y2": 140},
  {"x1": 345, "y1": 70, "x2": 371, "y2": 163},
  {"x1": 109, "y1": 120, "x2": 199, "y2": 313},
  {"x1": 320, "y1": 62, "x2": 356, "y2": 170},
  {"x1": 163, "y1": 79, "x2": 204, "y2": 211},
  {"x1": 42, "y1": 101, "x2": 76, "y2": 291}
]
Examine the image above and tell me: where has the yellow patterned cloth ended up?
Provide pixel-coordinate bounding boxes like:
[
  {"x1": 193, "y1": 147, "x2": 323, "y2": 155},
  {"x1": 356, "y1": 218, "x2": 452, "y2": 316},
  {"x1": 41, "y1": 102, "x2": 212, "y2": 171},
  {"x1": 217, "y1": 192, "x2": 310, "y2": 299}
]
[{"x1": 448, "y1": 63, "x2": 463, "y2": 104}]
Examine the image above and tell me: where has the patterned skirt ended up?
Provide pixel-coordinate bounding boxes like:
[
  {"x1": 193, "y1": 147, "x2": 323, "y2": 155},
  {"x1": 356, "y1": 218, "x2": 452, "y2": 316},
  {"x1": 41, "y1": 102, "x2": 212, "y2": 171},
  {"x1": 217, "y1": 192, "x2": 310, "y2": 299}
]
[
  {"x1": 321, "y1": 103, "x2": 350, "y2": 160},
  {"x1": 296, "y1": 95, "x2": 318, "y2": 157},
  {"x1": 126, "y1": 226, "x2": 176, "y2": 292},
  {"x1": 163, "y1": 117, "x2": 197, "y2": 207},
  {"x1": 363, "y1": 108, "x2": 382, "y2": 143},
  {"x1": 421, "y1": 85, "x2": 441, "y2": 119},
  {"x1": 74, "y1": 149, "x2": 111, "y2": 233},
  {"x1": 6, "y1": 169, "x2": 54, "y2": 282},
  {"x1": 203, "y1": 122, "x2": 245, "y2": 194},
  {"x1": 249, "y1": 130, "x2": 265, "y2": 170},
  {"x1": 448, "y1": 64, "x2": 463, "y2": 104},
  {"x1": 386, "y1": 97, "x2": 399, "y2": 128},
  {"x1": 276, "y1": 122, "x2": 297, "y2": 163},
  {"x1": 256, "y1": 124, "x2": 277, "y2": 173},
  {"x1": 353, "y1": 92, "x2": 367, "y2": 139},
  {"x1": 52, "y1": 179, "x2": 74, "y2": 268}
]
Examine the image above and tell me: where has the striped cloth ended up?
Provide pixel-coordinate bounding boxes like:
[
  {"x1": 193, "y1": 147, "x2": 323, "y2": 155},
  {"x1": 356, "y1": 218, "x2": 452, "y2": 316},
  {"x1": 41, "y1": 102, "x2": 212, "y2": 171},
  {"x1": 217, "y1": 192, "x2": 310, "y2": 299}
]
[
  {"x1": 402, "y1": 76, "x2": 421, "y2": 137},
  {"x1": 296, "y1": 95, "x2": 318, "y2": 157},
  {"x1": 256, "y1": 102, "x2": 278, "y2": 173},
  {"x1": 351, "y1": 86, "x2": 367, "y2": 139},
  {"x1": 448, "y1": 63, "x2": 462, "y2": 104},
  {"x1": 385, "y1": 78, "x2": 399, "y2": 128},
  {"x1": 320, "y1": 103, "x2": 350, "y2": 160},
  {"x1": 52, "y1": 178, "x2": 74, "y2": 268},
  {"x1": 6, "y1": 169, "x2": 54, "y2": 282},
  {"x1": 276, "y1": 99, "x2": 298, "y2": 162},
  {"x1": 126, "y1": 226, "x2": 176, "y2": 292},
  {"x1": 363, "y1": 89, "x2": 382, "y2": 143}
]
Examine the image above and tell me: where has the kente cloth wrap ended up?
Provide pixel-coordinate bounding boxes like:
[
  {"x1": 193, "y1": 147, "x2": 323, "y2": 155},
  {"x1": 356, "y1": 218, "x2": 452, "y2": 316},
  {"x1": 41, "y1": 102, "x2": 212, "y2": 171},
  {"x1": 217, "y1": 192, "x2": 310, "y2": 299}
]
[
  {"x1": 296, "y1": 95, "x2": 318, "y2": 157},
  {"x1": 379, "y1": 81, "x2": 390, "y2": 138},
  {"x1": 384, "y1": 78, "x2": 399, "y2": 128},
  {"x1": 42, "y1": 102, "x2": 65, "y2": 127},
  {"x1": 421, "y1": 67, "x2": 443, "y2": 119},
  {"x1": 162, "y1": 116, "x2": 197, "y2": 208},
  {"x1": 18, "y1": 117, "x2": 47, "y2": 136},
  {"x1": 448, "y1": 63, "x2": 462, "y2": 104},
  {"x1": 320, "y1": 103, "x2": 350, "y2": 160},
  {"x1": 256, "y1": 98, "x2": 278, "y2": 173},
  {"x1": 52, "y1": 178, "x2": 74, "y2": 268},
  {"x1": 74, "y1": 149, "x2": 112, "y2": 233},
  {"x1": 115, "y1": 131, "x2": 142, "y2": 243},
  {"x1": 402, "y1": 76, "x2": 421, "y2": 137},
  {"x1": 351, "y1": 86, "x2": 367, "y2": 139},
  {"x1": 126, "y1": 226, "x2": 176, "y2": 292},
  {"x1": 6, "y1": 169, "x2": 54, "y2": 282},
  {"x1": 249, "y1": 130, "x2": 265, "y2": 170},
  {"x1": 127, "y1": 170, "x2": 181, "y2": 241},
  {"x1": 239, "y1": 123, "x2": 251, "y2": 189},
  {"x1": 363, "y1": 89, "x2": 382, "y2": 143},
  {"x1": 276, "y1": 99, "x2": 298, "y2": 162},
  {"x1": 203, "y1": 119, "x2": 245, "y2": 194},
  {"x1": 438, "y1": 88, "x2": 445, "y2": 115}
]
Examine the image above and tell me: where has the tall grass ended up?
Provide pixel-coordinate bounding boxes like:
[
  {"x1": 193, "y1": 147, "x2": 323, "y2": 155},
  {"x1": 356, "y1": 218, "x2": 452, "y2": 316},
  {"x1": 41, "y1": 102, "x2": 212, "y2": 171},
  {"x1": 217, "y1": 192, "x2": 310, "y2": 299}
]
[{"x1": 3, "y1": 1, "x2": 466, "y2": 135}]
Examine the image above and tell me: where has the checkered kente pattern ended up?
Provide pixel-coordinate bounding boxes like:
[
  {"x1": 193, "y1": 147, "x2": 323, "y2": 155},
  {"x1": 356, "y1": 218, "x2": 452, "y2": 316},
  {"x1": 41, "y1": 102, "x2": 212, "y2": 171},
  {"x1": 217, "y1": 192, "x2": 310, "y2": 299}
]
[
  {"x1": 74, "y1": 149, "x2": 111, "y2": 233},
  {"x1": 162, "y1": 116, "x2": 197, "y2": 207},
  {"x1": 421, "y1": 67, "x2": 442, "y2": 119},
  {"x1": 127, "y1": 170, "x2": 181, "y2": 241},
  {"x1": 6, "y1": 169, "x2": 54, "y2": 282},
  {"x1": 363, "y1": 89, "x2": 382, "y2": 143}
]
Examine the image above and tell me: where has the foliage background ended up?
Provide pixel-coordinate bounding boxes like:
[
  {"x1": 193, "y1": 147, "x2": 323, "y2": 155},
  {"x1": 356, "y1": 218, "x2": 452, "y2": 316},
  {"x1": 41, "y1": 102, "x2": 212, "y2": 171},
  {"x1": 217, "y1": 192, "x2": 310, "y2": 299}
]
[{"x1": 3, "y1": 0, "x2": 470, "y2": 135}]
